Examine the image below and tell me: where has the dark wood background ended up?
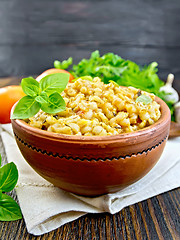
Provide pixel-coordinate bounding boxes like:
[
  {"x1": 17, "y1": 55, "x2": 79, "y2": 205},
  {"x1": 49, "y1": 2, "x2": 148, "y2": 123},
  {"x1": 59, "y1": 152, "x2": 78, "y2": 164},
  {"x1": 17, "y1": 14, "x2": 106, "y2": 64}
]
[{"x1": 0, "y1": 0, "x2": 180, "y2": 91}]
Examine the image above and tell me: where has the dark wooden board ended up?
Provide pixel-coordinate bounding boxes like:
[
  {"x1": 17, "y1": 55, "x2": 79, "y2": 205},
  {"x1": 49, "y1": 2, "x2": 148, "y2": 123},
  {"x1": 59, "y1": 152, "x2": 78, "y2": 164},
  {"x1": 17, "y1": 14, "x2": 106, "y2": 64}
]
[
  {"x1": 0, "y1": 0, "x2": 180, "y2": 91},
  {"x1": 0, "y1": 0, "x2": 180, "y2": 47}
]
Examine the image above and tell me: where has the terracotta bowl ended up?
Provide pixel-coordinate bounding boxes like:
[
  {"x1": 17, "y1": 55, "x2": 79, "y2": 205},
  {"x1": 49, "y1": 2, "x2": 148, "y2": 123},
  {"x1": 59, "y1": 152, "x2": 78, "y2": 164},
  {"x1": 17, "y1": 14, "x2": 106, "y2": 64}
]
[{"x1": 11, "y1": 96, "x2": 171, "y2": 196}]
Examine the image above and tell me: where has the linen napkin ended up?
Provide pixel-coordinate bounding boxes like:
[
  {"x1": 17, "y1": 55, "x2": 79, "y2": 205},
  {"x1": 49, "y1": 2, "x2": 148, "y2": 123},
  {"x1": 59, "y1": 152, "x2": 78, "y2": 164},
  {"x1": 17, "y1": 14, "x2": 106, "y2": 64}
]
[{"x1": 0, "y1": 123, "x2": 180, "y2": 236}]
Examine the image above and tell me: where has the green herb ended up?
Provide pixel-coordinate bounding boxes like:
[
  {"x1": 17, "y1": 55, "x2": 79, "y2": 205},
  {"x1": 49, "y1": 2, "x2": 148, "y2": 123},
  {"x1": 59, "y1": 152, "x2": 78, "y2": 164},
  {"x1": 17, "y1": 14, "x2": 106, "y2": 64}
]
[
  {"x1": 0, "y1": 154, "x2": 22, "y2": 221},
  {"x1": 21, "y1": 77, "x2": 40, "y2": 97},
  {"x1": 12, "y1": 96, "x2": 41, "y2": 119},
  {"x1": 109, "y1": 80, "x2": 120, "y2": 87},
  {"x1": 54, "y1": 50, "x2": 163, "y2": 94},
  {"x1": 40, "y1": 93, "x2": 66, "y2": 114},
  {"x1": 54, "y1": 57, "x2": 72, "y2": 69},
  {"x1": 136, "y1": 95, "x2": 152, "y2": 104},
  {"x1": 0, "y1": 162, "x2": 18, "y2": 192},
  {"x1": 72, "y1": 76, "x2": 93, "y2": 82},
  {"x1": 0, "y1": 194, "x2": 22, "y2": 221},
  {"x1": 11, "y1": 73, "x2": 69, "y2": 120},
  {"x1": 54, "y1": 50, "x2": 175, "y2": 120}
]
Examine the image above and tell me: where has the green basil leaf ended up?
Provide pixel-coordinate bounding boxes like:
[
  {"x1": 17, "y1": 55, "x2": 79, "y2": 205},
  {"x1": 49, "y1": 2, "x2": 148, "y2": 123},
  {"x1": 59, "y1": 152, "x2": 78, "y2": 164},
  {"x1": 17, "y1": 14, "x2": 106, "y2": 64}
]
[
  {"x1": 35, "y1": 91, "x2": 49, "y2": 104},
  {"x1": 0, "y1": 191, "x2": 2, "y2": 200},
  {"x1": 21, "y1": 77, "x2": 40, "y2": 97},
  {"x1": 39, "y1": 73, "x2": 69, "y2": 95},
  {"x1": 0, "y1": 194, "x2": 22, "y2": 221},
  {"x1": 136, "y1": 94, "x2": 152, "y2": 104},
  {"x1": 40, "y1": 92, "x2": 66, "y2": 114},
  {"x1": 0, "y1": 162, "x2": 18, "y2": 192},
  {"x1": 11, "y1": 96, "x2": 40, "y2": 119}
]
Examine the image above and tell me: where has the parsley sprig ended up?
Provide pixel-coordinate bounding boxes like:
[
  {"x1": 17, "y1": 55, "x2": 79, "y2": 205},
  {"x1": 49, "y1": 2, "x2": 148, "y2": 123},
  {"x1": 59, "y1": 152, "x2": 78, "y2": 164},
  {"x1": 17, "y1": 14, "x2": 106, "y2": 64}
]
[
  {"x1": 11, "y1": 73, "x2": 69, "y2": 120},
  {"x1": 0, "y1": 154, "x2": 22, "y2": 221},
  {"x1": 54, "y1": 50, "x2": 175, "y2": 119},
  {"x1": 54, "y1": 50, "x2": 164, "y2": 96}
]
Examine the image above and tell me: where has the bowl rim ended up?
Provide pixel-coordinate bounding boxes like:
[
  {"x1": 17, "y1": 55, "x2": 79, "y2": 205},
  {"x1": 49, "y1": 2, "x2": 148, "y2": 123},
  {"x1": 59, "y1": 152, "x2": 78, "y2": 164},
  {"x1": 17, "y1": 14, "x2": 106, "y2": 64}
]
[{"x1": 11, "y1": 95, "x2": 171, "y2": 143}]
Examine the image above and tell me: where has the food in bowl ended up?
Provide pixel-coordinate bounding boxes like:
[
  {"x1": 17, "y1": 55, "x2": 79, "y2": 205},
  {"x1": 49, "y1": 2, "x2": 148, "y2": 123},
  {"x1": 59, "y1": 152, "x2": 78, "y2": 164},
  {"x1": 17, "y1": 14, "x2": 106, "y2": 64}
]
[
  {"x1": 26, "y1": 77, "x2": 161, "y2": 136},
  {"x1": 11, "y1": 93, "x2": 170, "y2": 196},
  {"x1": 11, "y1": 74, "x2": 170, "y2": 196}
]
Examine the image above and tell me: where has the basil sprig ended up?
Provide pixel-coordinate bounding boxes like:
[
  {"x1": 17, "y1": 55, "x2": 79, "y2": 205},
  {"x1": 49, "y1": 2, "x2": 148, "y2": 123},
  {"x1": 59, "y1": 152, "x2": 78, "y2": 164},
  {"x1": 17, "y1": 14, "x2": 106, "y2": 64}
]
[
  {"x1": 11, "y1": 73, "x2": 69, "y2": 119},
  {"x1": 0, "y1": 154, "x2": 22, "y2": 221}
]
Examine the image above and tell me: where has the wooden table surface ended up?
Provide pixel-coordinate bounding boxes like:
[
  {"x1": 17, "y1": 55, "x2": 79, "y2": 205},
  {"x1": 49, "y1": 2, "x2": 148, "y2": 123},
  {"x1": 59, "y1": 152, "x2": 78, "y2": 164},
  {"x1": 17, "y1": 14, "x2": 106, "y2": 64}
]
[{"x1": 0, "y1": 77, "x2": 180, "y2": 240}]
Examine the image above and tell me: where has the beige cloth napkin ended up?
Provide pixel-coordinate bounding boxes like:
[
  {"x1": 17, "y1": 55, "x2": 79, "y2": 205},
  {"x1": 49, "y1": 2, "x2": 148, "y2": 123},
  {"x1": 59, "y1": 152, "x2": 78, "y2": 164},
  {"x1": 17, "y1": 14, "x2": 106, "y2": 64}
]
[{"x1": 0, "y1": 123, "x2": 180, "y2": 236}]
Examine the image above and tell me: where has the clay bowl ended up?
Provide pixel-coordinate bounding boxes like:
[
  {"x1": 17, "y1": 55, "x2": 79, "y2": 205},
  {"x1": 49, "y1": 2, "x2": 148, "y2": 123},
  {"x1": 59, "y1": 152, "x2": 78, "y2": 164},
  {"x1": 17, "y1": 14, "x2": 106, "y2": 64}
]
[{"x1": 11, "y1": 96, "x2": 171, "y2": 196}]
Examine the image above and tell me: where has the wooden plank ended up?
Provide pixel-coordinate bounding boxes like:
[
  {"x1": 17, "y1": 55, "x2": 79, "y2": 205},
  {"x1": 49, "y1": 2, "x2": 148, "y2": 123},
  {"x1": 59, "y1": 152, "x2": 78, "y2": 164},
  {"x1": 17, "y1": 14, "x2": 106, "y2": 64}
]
[
  {"x1": 0, "y1": 0, "x2": 180, "y2": 47},
  {"x1": 0, "y1": 192, "x2": 179, "y2": 239}
]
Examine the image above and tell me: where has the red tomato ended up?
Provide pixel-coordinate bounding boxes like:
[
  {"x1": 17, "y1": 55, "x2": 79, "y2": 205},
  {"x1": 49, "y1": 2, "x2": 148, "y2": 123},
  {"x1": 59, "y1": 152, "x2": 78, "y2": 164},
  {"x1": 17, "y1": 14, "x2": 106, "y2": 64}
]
[
  {"x1": 0, "y1": 85, "x2": 25, "y2": 124},
  {"x1": 36, "y1": 68, "x2": 74, "y2": 82}
]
